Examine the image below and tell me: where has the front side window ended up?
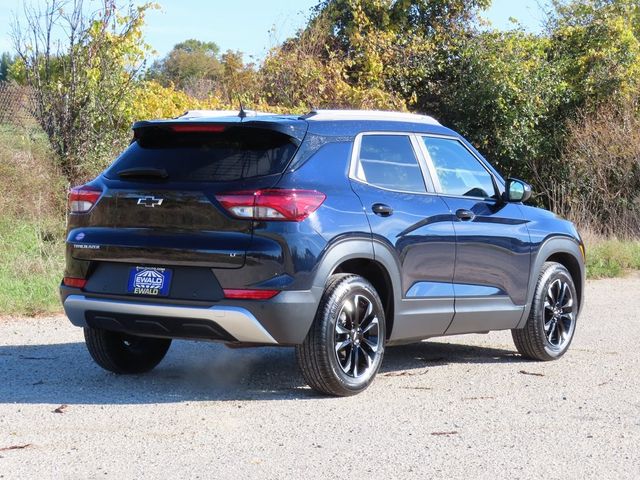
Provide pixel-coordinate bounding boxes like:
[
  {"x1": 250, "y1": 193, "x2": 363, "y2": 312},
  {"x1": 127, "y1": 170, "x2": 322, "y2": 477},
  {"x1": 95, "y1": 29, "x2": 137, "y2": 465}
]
[
  {"x1": 422, "y1": 137, "x2": 496, "y2": 199},
  {"x1": 355, "y1": 135, "x2": 426, "y2": 193}
]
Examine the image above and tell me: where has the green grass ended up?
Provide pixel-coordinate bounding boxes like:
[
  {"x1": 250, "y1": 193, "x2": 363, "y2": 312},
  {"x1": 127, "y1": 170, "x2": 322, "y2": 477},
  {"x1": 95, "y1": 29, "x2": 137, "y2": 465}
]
[
  {"x1": 585, "y1": 239, "x2": 640, "y2": 279},
  {"x1": 0, "y1": 219, "x2": 65, "y2": 316},
  {"x1": 0, "y1": 122, "x2": 49, "y2": 150},
  {"x1": 0, "y1": 122, "x2": 66, "y2": 316}
]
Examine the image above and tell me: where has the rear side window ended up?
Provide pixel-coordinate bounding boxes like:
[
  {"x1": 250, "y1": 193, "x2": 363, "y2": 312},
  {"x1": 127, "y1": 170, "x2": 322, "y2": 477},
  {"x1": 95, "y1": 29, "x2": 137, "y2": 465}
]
[
  {"x1": 354, "y1": 135, "x2": 426, "y2": 193},
  {"x1": 422, "y1": 137, "x2": 496, "y2": 199},
  {"x1": 105, "y1": 126, "x2": 298, "y2": 182}
]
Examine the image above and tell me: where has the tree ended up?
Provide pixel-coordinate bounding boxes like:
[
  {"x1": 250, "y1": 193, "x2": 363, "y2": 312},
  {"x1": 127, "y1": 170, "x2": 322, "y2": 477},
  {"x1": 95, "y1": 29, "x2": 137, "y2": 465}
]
[
  {"x1": 548, "y1": 0, "x2": 640, "y2": 112},
  {"x1": 0, "y1": 52, "x2": 14, "y2": 82},
  {"x1": 315, "y1": 0, "x2": 490, "y2": 43},
  {"x1": 261, "y1": 12, "x2": 405, "y2": 110},
  {"x1": 434, "y1": 30, "x2": 567, "y2": 181},
  {"x1": 218, "y1": 50, "x2": 261, "y2": 105},
  {"x1": 11, "y1": 0, "x2": 154, "y2": 182},
  {"x1": 147, "y1": 39, "x2": 223, "y2": 97},
  {"x1": 173, "y1": 39, "x2": 219, "y2": 56},
  {"x1": 271, "y1": 0, "x2": 492, "y2": 118}
]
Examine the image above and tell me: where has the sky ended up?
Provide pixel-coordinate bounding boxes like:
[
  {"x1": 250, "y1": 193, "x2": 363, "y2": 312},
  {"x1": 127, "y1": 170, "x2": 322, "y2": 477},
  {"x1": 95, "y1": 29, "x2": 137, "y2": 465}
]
[{"x1": 0, "y1": 0, "x2": 550, "y2": 62}]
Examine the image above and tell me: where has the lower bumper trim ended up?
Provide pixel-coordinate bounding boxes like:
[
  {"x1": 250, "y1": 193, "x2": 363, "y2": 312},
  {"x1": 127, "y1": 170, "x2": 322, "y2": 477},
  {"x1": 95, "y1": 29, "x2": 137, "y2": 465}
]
[{"x1": 63, "y1": 295, "x2": 277, "y2": 344}]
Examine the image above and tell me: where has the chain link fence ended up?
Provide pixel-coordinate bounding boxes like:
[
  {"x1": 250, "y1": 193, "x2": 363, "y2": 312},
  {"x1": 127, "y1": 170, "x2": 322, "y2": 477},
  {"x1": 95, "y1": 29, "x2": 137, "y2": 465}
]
[{"x1": 0, "y1": 82, "x2": 34, "y2": 124}]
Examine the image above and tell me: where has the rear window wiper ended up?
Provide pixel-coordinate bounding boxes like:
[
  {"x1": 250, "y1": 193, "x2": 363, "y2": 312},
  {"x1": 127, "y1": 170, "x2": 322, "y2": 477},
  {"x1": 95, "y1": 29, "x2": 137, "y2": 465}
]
[{"x1": 117, "y1": 167, "x2": 169, "y2": 179}]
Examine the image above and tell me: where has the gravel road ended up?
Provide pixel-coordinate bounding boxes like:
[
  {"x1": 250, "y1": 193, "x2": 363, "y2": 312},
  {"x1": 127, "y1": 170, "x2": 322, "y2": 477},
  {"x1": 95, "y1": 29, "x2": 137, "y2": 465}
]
[{"x1": 0, "y1": 276, "x2": 638, "y2": 479}]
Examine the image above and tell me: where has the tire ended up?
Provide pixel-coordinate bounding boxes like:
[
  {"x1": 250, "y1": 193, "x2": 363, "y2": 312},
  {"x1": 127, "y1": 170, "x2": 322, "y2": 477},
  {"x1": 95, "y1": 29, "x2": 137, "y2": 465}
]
[
  {"x1": 512, "y1": 262, "x2": 578, "y2": 361},
  {"x1": 296, "y1": 274, "x2": 386, "y2": 396},
  {"x1": 84, "y1": 327, "x2": 171, "y2": 374}
]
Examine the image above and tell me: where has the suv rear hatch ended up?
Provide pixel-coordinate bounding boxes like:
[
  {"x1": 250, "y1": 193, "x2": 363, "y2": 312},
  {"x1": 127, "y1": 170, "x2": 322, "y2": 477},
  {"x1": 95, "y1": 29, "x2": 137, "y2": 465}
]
[{"x1": 66, "y1": 118, "x2": 306, "y2": 300}]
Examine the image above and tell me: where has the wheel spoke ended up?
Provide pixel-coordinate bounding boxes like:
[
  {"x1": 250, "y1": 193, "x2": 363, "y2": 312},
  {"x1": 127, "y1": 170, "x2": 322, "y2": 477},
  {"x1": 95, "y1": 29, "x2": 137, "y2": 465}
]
[
  {"x1": 335, "y1": 339, "x2": 351, "y2": 353},
  {"x1": 560, "y1": 315, "x2": 572, "y2": 335},
  {"x1": 355, "y1": 295, "x2": 366, "y2": 328},
  {"x1": 552, "y1": 321, "x2": 562, "y2": 345},
  {"x1": 566, "y1": 292, "x2": 572, "y2": 310},
  {"x1": 338, "y1": 343, "x2": 353, "y2": 373},
  {"x1": 546, "y1": 291, "x2": 554, "y2": 306},
  {"x1": 352, "y1": 296, "x2": 359, "y2": 328},
  {"x1": 555, "y1": 321, "x2": 563, "y2": 344},
  {"x1": 547, "y1": 280, "x2": 558, "y2": 304},
  {"x1": 556, "y1": 317, "x2": 565, "y2": 339},
  {"x1": 546, "y1": 319, "x2": 556, "y2": 344},
  {"x1": 336, "y1": 322, "x2": 350, "y2": 335},
  {"x1": 343, "y1": 300, "x2": 355, "y2": 325},
  {"x1": 360, "y1": 345, "x2": 373, "y2": 368},
  {"x1": 558, "y1": 282, "x2": 567, "y2": 306},
  {"x1": 363, "y1": 299, "x2": 373, "y2": 321},
  {"x1": 362, "y1": 336, "x2": 378, "y2": 353},
  {"x1": 352, "y1": 346, "x2": 359, "y2": 377},
  {"x1": 549, "y1": 324, "x2": 557, "y2": 345},
  {"x1": 361, "y1": 316, "x2": 379, "y2": 335},
  {"x1": 544, "y1": 320, "x2": 553, "y2": 333}
]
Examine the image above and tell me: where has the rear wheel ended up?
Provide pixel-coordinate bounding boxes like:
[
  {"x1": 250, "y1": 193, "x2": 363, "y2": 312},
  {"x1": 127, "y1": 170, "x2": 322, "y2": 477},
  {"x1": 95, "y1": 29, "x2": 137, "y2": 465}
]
[
  {"x1": 296, "y1": 274, "x2": 386, "y2": 396},
  {"x1": 84, "y1": 327, "x2": 171, "y2": 374},
  {"x1": 512, "y1": 262, "x2": 578, "y2": 361}
]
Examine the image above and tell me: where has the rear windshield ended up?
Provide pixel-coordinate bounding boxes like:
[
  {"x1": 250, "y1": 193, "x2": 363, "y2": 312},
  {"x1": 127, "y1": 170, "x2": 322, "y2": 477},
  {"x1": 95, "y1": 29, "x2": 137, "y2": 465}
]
[{"x1": 105, "y1": 126, "x2": 299, "y2": 182}]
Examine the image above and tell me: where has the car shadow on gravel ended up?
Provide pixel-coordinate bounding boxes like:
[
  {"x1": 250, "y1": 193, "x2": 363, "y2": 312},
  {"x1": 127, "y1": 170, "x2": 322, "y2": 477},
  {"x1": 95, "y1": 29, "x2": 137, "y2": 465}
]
[{"x1": 0, "y1": 339, "x2": 525, "y2": 404}]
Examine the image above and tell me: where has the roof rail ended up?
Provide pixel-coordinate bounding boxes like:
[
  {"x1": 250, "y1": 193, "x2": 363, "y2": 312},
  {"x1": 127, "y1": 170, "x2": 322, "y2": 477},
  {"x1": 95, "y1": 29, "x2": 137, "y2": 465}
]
[
  {"x1": 178, "y1": 110, "x2": 274, "y2": 119},
  {"x1": 302, "y1": 109, "x2": 440, "y2": 125}
]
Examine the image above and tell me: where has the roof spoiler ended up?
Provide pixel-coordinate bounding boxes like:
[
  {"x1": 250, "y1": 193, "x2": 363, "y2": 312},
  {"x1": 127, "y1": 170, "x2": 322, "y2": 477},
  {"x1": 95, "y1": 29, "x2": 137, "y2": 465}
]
[{"x1": 132, "y1": 115, "x2": 308, "y2": 143}]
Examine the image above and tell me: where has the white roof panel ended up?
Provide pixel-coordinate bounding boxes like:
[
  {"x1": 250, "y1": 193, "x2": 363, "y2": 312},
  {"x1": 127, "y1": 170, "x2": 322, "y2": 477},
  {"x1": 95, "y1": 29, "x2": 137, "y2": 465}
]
[{"x1": 306, "y1": 109, "x2": 440, "y2": 125}]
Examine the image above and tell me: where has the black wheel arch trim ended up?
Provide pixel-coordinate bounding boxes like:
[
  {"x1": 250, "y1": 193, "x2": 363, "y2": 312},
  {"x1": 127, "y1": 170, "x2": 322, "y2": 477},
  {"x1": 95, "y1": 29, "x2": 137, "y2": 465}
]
[
  {"x1": 517, "y1": 235, "x2": 585, "y2": 329},
  {"x1": 311, "y1": 236, "x2": 403, "y2": 338}
]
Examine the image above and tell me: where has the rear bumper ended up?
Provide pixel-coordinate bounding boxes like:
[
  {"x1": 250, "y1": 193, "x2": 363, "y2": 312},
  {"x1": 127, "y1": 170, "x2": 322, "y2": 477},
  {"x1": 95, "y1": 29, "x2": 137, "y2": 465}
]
[
  {"x1": 64, "y1": 294, "x2": 277, "y2": 344},
  {"x1": 61, "y1": 287, "x2": 322, "y2": 345}
]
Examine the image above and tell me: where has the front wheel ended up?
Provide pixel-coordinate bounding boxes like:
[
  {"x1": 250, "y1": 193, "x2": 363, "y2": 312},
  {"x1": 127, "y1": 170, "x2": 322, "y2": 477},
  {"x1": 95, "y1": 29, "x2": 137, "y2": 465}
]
[
  {"x1": 84, "y1": 327, "x2": 171, "y2": 374},
  {"x1": 512, "y1": 262, "x2": 578, "y2": 361},
  {"x1": 296, "y1": 274, "x2": 386, "y2": 396}
]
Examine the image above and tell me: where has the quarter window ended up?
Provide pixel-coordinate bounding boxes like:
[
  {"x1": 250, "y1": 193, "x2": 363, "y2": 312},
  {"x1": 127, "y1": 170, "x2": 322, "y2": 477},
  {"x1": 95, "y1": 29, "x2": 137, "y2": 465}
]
[
  {"x1": 355, "y1": 135, "x2": 426, "y2": 193},
  {"x1": 422, "y1": 137, "x2": 496, "y2": 199}
]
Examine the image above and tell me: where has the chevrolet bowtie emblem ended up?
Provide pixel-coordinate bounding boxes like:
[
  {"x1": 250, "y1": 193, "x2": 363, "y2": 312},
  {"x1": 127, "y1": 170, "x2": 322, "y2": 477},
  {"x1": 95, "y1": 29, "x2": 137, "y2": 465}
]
[{"x1": 137, "y1": 196, "x2": 164, "y2": 208}]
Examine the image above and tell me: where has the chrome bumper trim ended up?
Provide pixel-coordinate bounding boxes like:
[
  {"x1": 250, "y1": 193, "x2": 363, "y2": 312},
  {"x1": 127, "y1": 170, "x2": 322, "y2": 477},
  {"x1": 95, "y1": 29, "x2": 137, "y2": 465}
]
[{"x1": 63, "y1": 295, "x2": 277, "y2": 344}]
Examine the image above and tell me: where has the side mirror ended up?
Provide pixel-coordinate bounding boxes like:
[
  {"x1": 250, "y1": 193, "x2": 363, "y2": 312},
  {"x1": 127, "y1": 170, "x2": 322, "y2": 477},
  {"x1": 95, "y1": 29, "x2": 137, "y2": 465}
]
[{"x1": 504, "y1": 178, "x2": 532, "y2": 203}]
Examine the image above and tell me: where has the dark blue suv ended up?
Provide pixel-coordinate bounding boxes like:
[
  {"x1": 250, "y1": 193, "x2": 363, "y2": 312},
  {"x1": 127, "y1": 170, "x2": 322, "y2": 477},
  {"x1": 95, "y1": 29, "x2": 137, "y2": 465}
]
[{"x1": 61, "y1": 109, "x2": 585, "y2": 396}]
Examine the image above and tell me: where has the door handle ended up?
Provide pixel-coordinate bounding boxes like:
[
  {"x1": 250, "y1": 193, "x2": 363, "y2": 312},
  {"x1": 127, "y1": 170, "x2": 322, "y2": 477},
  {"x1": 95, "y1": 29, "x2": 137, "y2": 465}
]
[
  {"x1": 372, "y1": 203, "x2": 393, "y2": 217},
  {"x1": 455, "y1": 209, "x2": 476, "y2": 221}
]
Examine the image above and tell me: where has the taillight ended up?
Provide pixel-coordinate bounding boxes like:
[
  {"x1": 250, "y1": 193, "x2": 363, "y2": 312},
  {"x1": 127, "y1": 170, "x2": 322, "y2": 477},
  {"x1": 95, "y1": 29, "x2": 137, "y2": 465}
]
[
  {"x1": 68, "y1": 185, "x2": 102, "y2": 213},
  {"x1": 223, "y1": 289, "x2": 280, "y2": 300},
  {"x1": 215, "y1": 189, "x2": 326, "y2": 222},
  {"x1": 63, "y1": 277, "x2": 87, "y2": 288}
]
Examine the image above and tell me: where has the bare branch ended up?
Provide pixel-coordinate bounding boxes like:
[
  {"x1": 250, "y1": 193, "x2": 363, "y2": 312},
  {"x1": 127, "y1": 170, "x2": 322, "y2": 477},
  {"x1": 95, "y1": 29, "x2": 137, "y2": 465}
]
[{"x1": 11, "y1": 0, "x2": 151, "y2": 183}]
